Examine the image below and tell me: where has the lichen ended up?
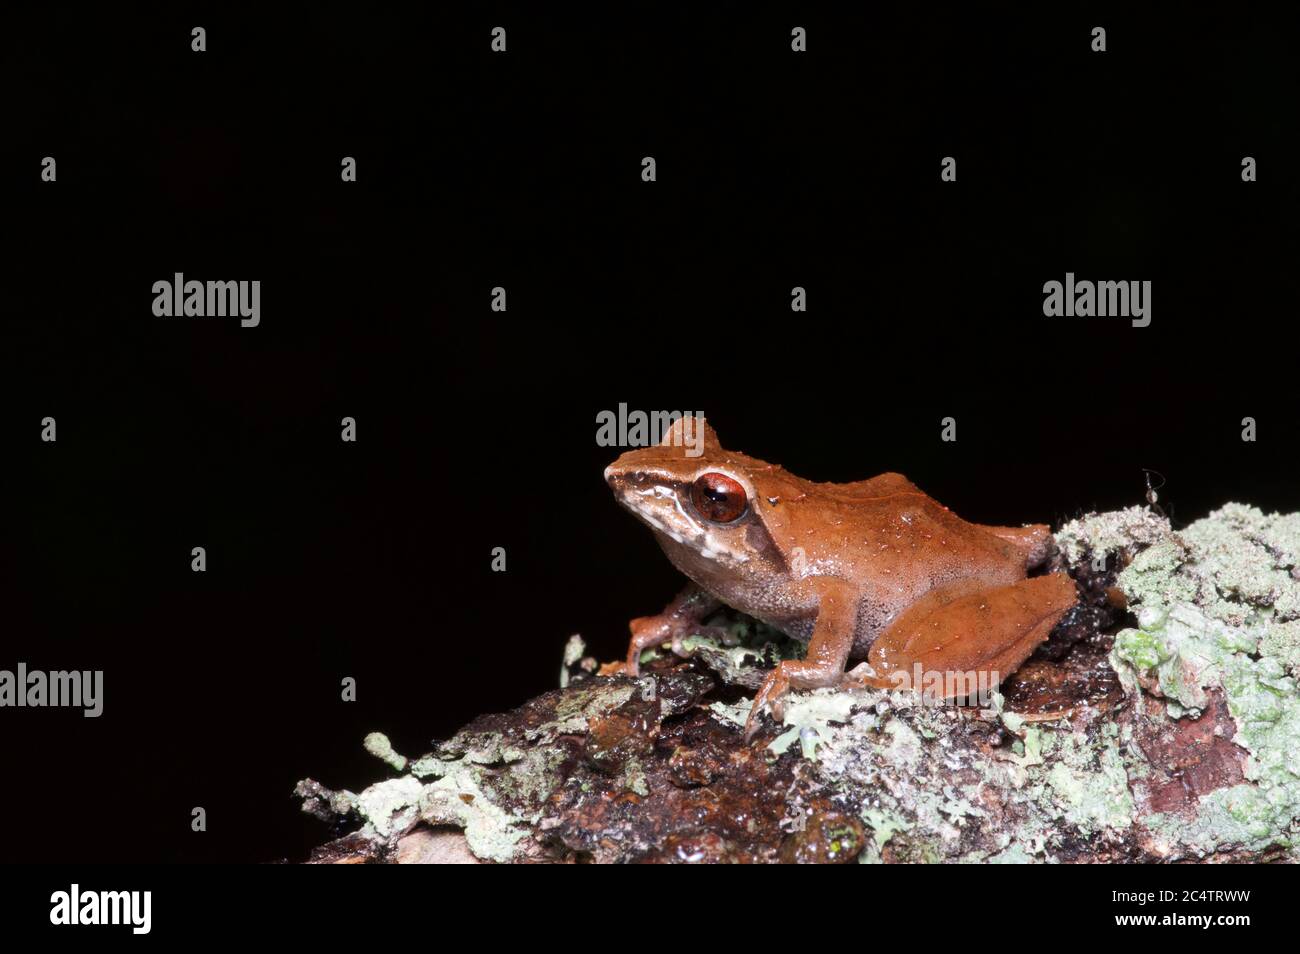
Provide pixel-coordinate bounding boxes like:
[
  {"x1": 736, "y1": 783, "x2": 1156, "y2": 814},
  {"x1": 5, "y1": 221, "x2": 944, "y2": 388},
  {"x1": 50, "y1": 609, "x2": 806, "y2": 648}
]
[
  {"x1": 1042, "y1": 734, "x2": 1134, "y2": 833},
  {"x1": 302, "y1": 501, "x2": 1300, "y2": 864},
  {"x1": 355, "y1": 776, "x2": 424, "y2": 838},
  {"x1": 294, "y1": 778, "x2": 356, "y2": 821},
  {"x1": 1260, "y1": 620, "x2": 1300, "y2": 676},
  {"x1": 409, "y1": 755, "x2": 448, "y2": 779},
  {"x1": 987, "y1": 843, "x2": 1040, "y2": 863},
  {"x1": 1118, "y1": 504, "x2": 1299, "y2": 628},
  {"x1": 362, "y1": 731, "x2": 407, "y2": 773},
  {"x1": 419, "y1": 765, "x2": 530, "y2": 862},
  {"x1": 1107, "y1": 503, "x2": 1300, "y2": 857},
  {"x1": 527, "y1": 681, "x2": 636, "y2": 742},
  {"x1": 708, "y1": 699, "x2": 751, "y2": 728},
  {"x1": 1055, "y1": 505, "x2": 1170, "y2": 565},
  {"x1": 860, "y1": 807, "x2": 909, "y2": 853},
  {"x1": 487, "y1": 746, "x2": 567, "y2": 806},
  {"x1": 559, "y1": 634, "x2": 586, "y2": 688},
  {"x1": 675, "y1": 617, "x2": 801, "y2": 689},
  {"x1": 767, "y1": 689, "x2": 860, "y2": 758}
]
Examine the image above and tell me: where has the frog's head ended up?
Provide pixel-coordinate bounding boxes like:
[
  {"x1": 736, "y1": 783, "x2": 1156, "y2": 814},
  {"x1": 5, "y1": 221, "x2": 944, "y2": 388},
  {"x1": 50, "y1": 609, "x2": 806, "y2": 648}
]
[{"x1": 604, "y1": 417, "x2": 771, "y2": 570}]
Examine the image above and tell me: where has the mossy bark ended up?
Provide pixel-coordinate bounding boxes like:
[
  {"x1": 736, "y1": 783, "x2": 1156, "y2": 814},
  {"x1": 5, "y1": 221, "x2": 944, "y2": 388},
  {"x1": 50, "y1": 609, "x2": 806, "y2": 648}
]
[{"x1": 298, "y1": 504, "x2": 1300, "y2": 863}]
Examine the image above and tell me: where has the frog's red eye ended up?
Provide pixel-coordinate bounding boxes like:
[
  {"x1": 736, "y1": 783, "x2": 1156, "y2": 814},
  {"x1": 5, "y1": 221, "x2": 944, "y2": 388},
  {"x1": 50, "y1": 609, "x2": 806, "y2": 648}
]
[{"x1": 690, "y1": 472, "x2": 748, "y2": 524}]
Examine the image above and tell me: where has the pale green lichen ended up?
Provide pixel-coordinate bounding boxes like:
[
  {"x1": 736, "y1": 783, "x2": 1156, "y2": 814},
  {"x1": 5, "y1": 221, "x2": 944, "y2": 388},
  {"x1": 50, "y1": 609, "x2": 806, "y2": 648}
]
[
  {"x1": 768, "y1": 689, "x2": 859, "y2": 757},
  {"x1": 675, "y1": 619, "x2": 800, "y2": 688},
  {"x1": 294, "y1": 779, "x2": 356, "y2": 820},
  {"x1": 1144, "y1": 784, "x2": 1295, "y2": 857},
  {"x1": 1119, "y1": 620, "x2": 1300, "y2": 855},
  {"x1": 709, "y1": 686, "x2": 866, "y2": 758},
  {"x1": 409, "y1": 755, "x2": 448, "y2": 779},
  {"x1": 1042, "y1": 735, "x2": 1134, "y2": 834},
  {"x1": 1180, "y1": 504, "x2": 1300, "y2": 623},
  {"x1": 316, "y1": 714, "x2": 575, "y2": 861},
  {"x1": 355, "y1": 776, "x2": 424, "y2": 838},
  {"x1": 683, "y1": 638, "x2": 773, "y2": 687},
  {"x1": 860, "y1": 807, "x2": 909, "y2": 853},
  {"x1": 559, "y1": 634, "x2": 586, "y2": 688},
  {"x1": 999, "y1": 711, "x2": 1025, "y2": 734},
  {"x1": 708, "y1": 699, "x2": 750, "y2": 728},
  {"x1": 1119, "y1": 504, "x2": 1299, "y2": 628},
  {"x1": 1055, "y1": 505, "x2": 1170, "y2": 565},
  {"x1": 1108, "y1": 503, "x2": 1300, "y2": 858},
  {"x1": 623, "y1": 758, "x2": 650, "y2": 797},
  {"x1": 363, "y1": 731, "x2": 408, "y2": 773},
  {"x1": 442, "y1": 728, "x2": 527, "y2": 765},
  {"x1": 1112, "y1": 626, "x2": 1172, "y2": 674},
  {"x1": 881, "y1": 713, "x2": 926, "y2": 771},
  {"x1": 487, "y1": 745, "x2": 568, "y2": 806},
  {"x1": 419, "y1": 765, "x2": 530, "y2": 863},
  {"x1": 1260, "y1": 620, "x2": 1300, "y2": 677},
  {"x1": 986, "y1": 842, "x2": 1040, "y2": 863},
  {"x1": 937, "y1": 785, "x2": 986, "y2": 824},
  {"x1": 1008, "y1": 726, "x2": 1044, "y2": 770},
  {"x1": 527, "y1": 681, "x2": 637, "y2": 742}
]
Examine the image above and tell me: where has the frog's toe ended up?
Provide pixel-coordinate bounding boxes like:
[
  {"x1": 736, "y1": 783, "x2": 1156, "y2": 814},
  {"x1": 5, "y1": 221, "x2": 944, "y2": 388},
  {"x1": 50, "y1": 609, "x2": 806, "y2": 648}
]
[
  {"x1": 670, "y1": 624, "x2": 729, "y2": 658},
  {"x1": 842, "y1": 662, "x2": 891, "y2": 690},
  {"x1": 743, "y1": 668, "x2": 791, "y2": 742}
]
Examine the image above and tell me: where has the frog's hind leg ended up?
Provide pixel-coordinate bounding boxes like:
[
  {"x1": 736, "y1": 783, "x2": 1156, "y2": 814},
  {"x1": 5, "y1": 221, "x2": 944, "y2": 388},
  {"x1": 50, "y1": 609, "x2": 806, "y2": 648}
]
[
  {"x1": 978, "y1": 523, "x2": 1055, "y2": 569},
  {"x1": 861, "y1": 572, "x2": 1077, "y2": 700}
]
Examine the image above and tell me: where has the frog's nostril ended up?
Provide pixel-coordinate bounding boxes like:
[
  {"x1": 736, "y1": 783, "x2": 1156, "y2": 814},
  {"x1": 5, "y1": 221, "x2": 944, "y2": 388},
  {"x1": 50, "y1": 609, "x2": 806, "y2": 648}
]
[{"x1": 604, "y1": 465, "x2": 617, "y2": 485}]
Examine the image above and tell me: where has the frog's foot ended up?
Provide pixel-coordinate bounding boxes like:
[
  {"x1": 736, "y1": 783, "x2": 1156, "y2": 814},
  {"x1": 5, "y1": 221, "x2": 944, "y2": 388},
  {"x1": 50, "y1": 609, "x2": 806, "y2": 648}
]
[
  {"x1": 616, "y1": 584, "x2": 722, "y2": 676},
  {"x1": 669, "y1": 624, "x2": 730, "y2": 659},
  {"x1": 841, "y1": 662, "x2": 894, "y2": 691},
  {"x1": 743, "y1": 667, "x2": 791, "y2": 742},
  {"x1": 744, "y1": 577, "x2": 859, "y2": 742},
  {"x1": 742, "y1": 655, "x2": 848, "y2": 742}
]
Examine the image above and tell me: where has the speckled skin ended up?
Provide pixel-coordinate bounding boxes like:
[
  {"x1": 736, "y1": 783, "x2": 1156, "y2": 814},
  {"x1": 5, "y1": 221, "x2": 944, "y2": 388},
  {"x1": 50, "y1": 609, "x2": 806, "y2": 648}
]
[{"x1": 605, "y1": 418, "x2": 1079, "y2": 739}]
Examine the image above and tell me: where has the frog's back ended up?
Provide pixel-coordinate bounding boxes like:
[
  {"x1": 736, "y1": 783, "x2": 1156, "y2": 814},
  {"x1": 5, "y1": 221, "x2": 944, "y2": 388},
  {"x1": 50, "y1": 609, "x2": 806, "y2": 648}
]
[{"x1": 787, "y1": 475, "x2": 1028, "y2": 614}]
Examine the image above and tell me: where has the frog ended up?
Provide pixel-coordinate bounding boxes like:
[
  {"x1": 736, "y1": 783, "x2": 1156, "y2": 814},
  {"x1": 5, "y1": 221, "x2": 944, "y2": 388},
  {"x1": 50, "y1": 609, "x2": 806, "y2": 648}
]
[{"x1": 603, "y1": 417, "x2": 1078, "y2": 741}]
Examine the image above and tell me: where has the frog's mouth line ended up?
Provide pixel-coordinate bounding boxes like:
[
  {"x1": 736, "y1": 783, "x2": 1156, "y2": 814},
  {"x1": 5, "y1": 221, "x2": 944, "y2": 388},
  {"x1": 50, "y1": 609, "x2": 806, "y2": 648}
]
[
  {"x1": 628, "y1": 483, "x2": 701, "y2": 544},
  {"x1": 619, "y1": 483, "x2": 751, "y2": 565}
]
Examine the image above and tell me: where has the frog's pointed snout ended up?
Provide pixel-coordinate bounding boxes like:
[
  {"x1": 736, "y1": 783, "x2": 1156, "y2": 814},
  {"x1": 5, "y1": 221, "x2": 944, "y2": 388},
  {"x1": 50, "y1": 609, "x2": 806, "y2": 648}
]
[
  {"x1": 604, "y1": 464, "x2": 628, "y2": 494},
  {"x1": 604, "y1": 464, "x2": 633, "y2": 501},
  {"x1": 604, "y1": 456, "x2": 639, "y2": 489}
]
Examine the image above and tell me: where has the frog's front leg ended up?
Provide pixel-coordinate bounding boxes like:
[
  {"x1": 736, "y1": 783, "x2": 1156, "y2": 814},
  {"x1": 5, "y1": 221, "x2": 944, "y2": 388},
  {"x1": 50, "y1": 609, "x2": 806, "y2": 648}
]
[
  {"x1": 606, "y1": 584, "x2": 723, "y2": 676},
  {"x1": 743, "y1": 577, "x2": 857, "y2": 742}
]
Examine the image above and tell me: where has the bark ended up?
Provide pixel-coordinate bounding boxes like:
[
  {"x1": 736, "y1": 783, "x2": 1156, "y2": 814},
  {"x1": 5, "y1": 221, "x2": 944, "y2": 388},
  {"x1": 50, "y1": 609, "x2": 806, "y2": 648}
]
[{"x1": 297, "y1": 504, "x2": 1300, "y2": 863}]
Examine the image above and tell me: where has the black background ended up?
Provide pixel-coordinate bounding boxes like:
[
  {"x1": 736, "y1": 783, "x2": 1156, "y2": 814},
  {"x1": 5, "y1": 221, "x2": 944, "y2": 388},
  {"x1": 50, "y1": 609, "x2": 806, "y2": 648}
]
[{"x1": 4, "y1": 5, "x2": 1297, "y2": 863}]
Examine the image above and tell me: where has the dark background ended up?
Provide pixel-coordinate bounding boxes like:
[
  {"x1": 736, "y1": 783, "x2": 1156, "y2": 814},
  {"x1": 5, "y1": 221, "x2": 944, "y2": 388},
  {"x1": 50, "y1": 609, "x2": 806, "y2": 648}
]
[{"x1": 3, "y1": 5, "x2": 1296, "y2": 862}]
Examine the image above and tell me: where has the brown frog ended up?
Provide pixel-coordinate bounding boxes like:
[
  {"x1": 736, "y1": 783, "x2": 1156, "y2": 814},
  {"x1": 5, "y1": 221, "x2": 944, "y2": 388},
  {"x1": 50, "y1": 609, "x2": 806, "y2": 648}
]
[{"x1": 603, "y1": 417, "x2": 1078, "y2": 741}]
